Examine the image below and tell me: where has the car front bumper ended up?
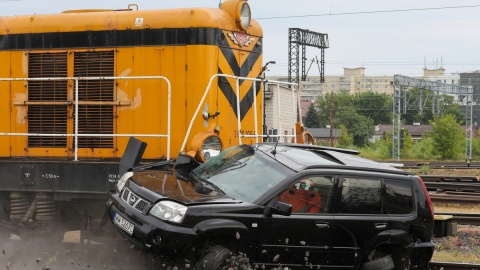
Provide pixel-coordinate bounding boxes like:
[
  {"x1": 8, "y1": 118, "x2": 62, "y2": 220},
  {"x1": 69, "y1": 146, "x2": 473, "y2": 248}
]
[{"x1": 107, "y1": 190, "x2": 198, "y2": 259}]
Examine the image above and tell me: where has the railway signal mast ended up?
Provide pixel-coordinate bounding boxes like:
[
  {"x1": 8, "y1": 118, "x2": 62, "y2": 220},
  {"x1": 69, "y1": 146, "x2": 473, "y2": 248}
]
[
  {"x1": 288, "y1": 28, "x2": 329, "y2": 84},
  {"x1": 287, "y1": 28, "x2": 329, "y2": 141}
]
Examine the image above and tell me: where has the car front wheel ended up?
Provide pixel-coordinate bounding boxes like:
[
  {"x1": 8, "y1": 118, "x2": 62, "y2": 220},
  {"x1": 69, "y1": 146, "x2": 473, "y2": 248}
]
[{"x1": 193, "y1": 244, "x2": 231, "y2": 270}]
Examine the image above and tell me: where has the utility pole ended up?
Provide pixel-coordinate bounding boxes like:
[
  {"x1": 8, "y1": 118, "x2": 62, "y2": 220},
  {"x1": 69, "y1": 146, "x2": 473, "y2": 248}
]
[{"x1": 329, "y1": 93, "x2": 334, "y2": 147}]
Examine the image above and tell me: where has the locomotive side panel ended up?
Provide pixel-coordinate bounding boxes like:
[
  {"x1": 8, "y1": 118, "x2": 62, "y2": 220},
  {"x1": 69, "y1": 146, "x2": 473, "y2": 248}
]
[
  {"x1": 115, "y1": 46, "x2": 186, "y2": 160},
  {"x1": 0, "y1": 51, "x2": 11, "y2": 157},
  {"x1": 8, "y1": 51, "x2": 31, "y2": 158}
]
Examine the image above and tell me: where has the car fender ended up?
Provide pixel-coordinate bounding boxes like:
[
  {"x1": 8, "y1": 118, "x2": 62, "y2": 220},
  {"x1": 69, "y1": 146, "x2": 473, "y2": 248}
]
[
  {"x1": 354, "y1": 229, "x2": 412, "y2": 269},
  {"x1": 354, "y1": 230, "x2": 391, "y2": 268},
  {"x1": 389, "y1": 229, "x2": 413, "y2": 248},
  {"x1": 193, "y1": 218, "x2": 249, "y2": 238}
]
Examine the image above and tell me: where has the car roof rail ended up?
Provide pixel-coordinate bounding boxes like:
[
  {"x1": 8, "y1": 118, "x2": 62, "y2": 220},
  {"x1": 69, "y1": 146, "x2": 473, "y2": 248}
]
[{"x1": 258, "y1": 142, "x2": 360, "y2": 155}]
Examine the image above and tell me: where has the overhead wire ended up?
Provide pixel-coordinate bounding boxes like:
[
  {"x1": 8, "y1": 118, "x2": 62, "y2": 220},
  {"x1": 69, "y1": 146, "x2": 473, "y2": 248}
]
[{"x1": 255, "y1": 4, "x2": 480, "y2": 20}]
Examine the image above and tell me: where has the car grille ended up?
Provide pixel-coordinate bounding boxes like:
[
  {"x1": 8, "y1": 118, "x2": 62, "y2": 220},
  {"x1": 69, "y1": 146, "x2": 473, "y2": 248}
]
[{"x1": 121, "y1": 188, "x2": 150, "y2": 213}]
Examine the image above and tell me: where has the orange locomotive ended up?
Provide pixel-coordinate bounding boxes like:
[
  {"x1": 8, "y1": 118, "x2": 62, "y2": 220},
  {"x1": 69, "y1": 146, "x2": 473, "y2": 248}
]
[{"x1": 0, "y1": 0, "x2": 276, "y2": 237}]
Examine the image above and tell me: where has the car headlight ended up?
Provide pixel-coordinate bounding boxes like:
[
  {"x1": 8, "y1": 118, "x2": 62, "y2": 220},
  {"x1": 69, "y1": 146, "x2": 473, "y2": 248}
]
[
  {"x1": 116, "y1": 171, "x2": 133, "y2": 192},
  {"x1": 150, "y1": 201, "x2": 187, "y2": 223}
]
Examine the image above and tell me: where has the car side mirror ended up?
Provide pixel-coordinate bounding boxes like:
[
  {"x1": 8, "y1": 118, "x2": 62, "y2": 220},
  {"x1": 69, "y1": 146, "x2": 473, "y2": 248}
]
[{"x1": 270, "y1": 201, "x2": 292, "y2": 216}]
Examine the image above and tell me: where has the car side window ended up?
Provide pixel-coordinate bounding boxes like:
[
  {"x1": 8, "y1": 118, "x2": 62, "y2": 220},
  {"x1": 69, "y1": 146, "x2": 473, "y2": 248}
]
[
  {"x1": 277, "y1": 176, "x2": 334, "y2": 214},
  {"x1": 384, "y1": 179, "x2": 413, "y2": 214},
  {"x1": 339, "y1": 178, "x2": 382, "y2": 214}
]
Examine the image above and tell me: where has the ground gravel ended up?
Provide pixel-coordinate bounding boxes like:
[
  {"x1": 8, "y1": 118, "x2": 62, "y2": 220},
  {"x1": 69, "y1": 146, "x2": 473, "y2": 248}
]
[{"x1": 432, "y1": 225, "x2": 480, "y2": 263}]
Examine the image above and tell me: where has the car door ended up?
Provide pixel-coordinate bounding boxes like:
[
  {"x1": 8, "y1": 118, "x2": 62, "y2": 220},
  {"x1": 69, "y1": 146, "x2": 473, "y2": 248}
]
[
  {"x1": 256, "y1": 175, "x2": 336, "y2": 269},
  {"x1": 330, "y1": 176, "x2": 392, "y2": 268}
]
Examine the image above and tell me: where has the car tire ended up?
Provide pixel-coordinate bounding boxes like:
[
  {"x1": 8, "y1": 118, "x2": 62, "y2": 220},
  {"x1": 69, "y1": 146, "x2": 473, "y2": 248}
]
[
  {"x1": 361, "y1": 254, "x2": 395, "y2": 270},
  {"x1": 193, "y1": 244, "x2": 232, "y2": 270},
  {"x1": 391, "y1": 249, "x2": 411, "y2": 270}
]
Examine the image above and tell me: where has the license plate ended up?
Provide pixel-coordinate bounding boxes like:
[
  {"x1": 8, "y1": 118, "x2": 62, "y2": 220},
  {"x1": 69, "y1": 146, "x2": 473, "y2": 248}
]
[{"x1": 114, "y1": 212, "x2": 134, "y2": 235}]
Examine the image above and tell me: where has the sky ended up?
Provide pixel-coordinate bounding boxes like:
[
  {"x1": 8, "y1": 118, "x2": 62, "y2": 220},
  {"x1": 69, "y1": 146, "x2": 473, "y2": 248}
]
[{"x1": 1, "y1": 0, "x2": 480, "y2": 77}]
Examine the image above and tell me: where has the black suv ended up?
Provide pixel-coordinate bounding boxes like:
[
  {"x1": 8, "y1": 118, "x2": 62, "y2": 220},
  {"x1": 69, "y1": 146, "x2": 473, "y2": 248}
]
[{"x1": 107, "y1": 143, "x2": 434, "y2": 269}]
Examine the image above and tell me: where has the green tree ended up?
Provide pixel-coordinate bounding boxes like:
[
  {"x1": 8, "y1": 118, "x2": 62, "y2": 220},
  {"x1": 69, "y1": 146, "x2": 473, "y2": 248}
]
[
  {"x1": 440, "y1": 101, "x2": 464, "y2": 123},
  {"x1": 316, "y1": 92, "x2": 355, "y2": 128},
  {"x1": 336, "y1": 124, "x2": 353, "y2": 148},
  {"x1": 354, "y1": 92, "x2": 392, "y2": 125},
  {"x1": 334, "y1": 107, "x2": 375, "y2": 147},
  {"x1": 400, "y1": 129, "x2": 414, "y2": 158},
  {"x1": 402, "y1": 88, "x2": 464, "y2": 125},
  {"x1": 471, "y1": 137, "x2": 480, "y2": 159},
  {"x1": 304, "y1": 103, "x2": 321, "y2": 128},
  {"x1": 428, "y1": 114, "x2": 463, "y2": 160},
  {"x1": 316, "y1": 92, "x2": 392, "y2": 127}
]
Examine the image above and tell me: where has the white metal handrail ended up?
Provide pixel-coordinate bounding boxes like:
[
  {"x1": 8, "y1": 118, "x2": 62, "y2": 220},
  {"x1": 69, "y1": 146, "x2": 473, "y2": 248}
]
[
  {"x1": 180, "y1": 74, "x2": 298, "y2": 153},
  {"x1": 0, "y1": 76, "x2": 171, "y2": 161}
]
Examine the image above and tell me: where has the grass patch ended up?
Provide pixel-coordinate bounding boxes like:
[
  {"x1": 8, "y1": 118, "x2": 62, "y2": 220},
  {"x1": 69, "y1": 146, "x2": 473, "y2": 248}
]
[
  {"x1": 432, "y1": 250, "x2": 480, "y2": 264},
  {"x1": 419, "y1": 165, "x2": 430, "y2": 175}
]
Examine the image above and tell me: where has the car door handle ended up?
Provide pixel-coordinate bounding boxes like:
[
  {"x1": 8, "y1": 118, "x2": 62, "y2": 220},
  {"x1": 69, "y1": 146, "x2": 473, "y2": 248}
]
[
  {"x1": 316, "y1": 222, "x2": 330, "y2": 229},
  {"x1": 374, "y1": 223, "x2": 388, "y2": 230}
]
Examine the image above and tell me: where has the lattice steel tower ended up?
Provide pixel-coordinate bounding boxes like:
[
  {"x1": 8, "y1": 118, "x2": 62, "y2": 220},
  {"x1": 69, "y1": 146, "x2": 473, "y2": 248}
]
[{"x1": 288, "y1": 28, "x2": 329, "y2": 84}]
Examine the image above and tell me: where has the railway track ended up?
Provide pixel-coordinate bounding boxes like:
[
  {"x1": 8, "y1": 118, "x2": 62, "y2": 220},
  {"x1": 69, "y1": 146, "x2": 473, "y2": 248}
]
[
  {"x1": 414, "y1": 174, "x2": 480, "y2": 204},
  {"x1": 434, "y1": 212, "x2": 480, "y2": 226},
  {"x1": 429, "y1": 261, "x2": 480, "y2": 270},
  {"x1": 429, "y1": 192, "x2": 480, "y2": 204},
  {"x1": 386, "y1": 161, "x2": 480, "y2": 169}
]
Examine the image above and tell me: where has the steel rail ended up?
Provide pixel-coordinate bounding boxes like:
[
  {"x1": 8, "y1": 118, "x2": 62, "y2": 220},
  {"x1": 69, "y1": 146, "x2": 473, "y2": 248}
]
[
  {"x1": 425, "y1": 182, "x2": 480, "y2": 192},
  {"x1": 421, "y1": 176, "x2": 480, "y2": 182},
  {"x1": 429, "y1": 192, "x2": 480, "y2": 204},
  {"x1": 435, "y1": 212, "x2": 480, "y2": 226},
  {"x1": 387, "y1": 161, "x2": 480, "y2": 169},
  {"x1": 429, "y1": 261, "x2": 480, "y2": 270}
]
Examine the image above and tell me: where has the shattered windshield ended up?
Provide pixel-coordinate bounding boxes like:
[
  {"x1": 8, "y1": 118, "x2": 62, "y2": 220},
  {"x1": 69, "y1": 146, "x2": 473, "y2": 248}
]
[{"x1": 191, "y1": 145, "x2": 294, "y2": 203}]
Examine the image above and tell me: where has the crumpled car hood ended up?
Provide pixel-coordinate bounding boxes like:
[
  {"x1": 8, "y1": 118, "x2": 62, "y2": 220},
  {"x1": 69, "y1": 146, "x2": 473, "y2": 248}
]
[{"x1": 130, "y1": 170, "x2": 234, "y2": 204}]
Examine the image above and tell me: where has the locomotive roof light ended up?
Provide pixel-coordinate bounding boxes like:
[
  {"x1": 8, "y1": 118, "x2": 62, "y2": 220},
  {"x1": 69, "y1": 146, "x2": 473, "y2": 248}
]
[
  {"x1": 237, "y1": 1, "x2": 251, "y2": 30},
  {"x1": 222, "y1": 0, "x2": 252, "y2": 31},
  {"x1": 188, "y1": 124, "x2": 223, "y2": 163}
]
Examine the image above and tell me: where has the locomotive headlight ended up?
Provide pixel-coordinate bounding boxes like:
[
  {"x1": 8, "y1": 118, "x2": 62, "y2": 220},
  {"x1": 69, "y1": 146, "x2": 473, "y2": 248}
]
[
  {"x1": 116, "y1": 171, "x2": 133, "y2": 192},
  {"x1": 222, "y1": 0, "x2": 252, "y2": 31},
  {"x1": 150, "y1": 201, "x2": 187, "y2": 223},
  {"x1": 237, "y1": 2, "x2": 251, "y2": 30},
  {"x1": 189, "y1": 126, "x2": 223, "y2": 163},
  {"x1": 200, "y1": 135, "x2": 222, "y2": 161}
]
